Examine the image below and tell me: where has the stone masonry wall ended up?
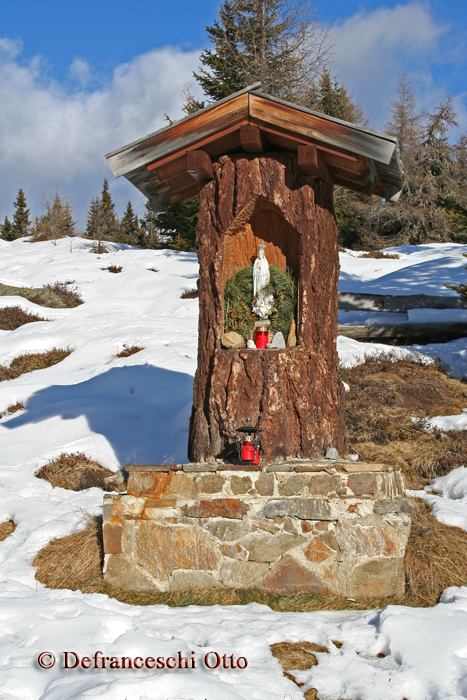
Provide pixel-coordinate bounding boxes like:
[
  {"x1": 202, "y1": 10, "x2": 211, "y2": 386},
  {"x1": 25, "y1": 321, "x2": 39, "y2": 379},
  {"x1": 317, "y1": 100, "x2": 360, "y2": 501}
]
[{"x1": 103, "y1": 461, "x2": 412, "y2": 598}]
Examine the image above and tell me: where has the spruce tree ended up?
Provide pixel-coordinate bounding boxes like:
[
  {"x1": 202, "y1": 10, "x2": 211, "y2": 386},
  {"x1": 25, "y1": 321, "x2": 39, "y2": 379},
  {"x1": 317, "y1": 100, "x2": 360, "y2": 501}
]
[
  {"x1": 11, "y1": 189, "x2": 31, "y2": 239},
  {"x1": 155, "y1": 200, "x2": 199, "y2": 251},
  {"x1": 85, "y1": 197, "x2": 100, "y2": 239},
  {"x1": 304, "y1": 70, "x2": 368, "y2": 248},
  {"x1": 31, "y1": 186, "x2": 76, "y2": 241},
  {"x1": 308, "y1": 69, "x2": 367, "y2": 125},
  {"x1": 100, "y1": 179, "x2": 119, "y2": 240},
  {"x1": 140, "y1": 201, "x2": 164, "y2": 249},
  {"x1": 194, "y1": 0, "x2": 333, "y2": 103},
  {"x1": 0, "y1": 216, "x2": 14, "y2": 241},
  {"x1": 85, "y1": 180, "x2": 119, "y2": 244},
  {"x1": 118, "y1": 201, "x2": 140, "y2": 246}
]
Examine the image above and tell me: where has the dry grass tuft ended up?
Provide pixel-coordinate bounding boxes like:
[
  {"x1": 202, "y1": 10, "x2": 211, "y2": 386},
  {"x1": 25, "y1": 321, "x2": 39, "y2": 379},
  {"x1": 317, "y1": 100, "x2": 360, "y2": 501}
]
[
  {"x1": 1, "y1": 402, "x2": 25, "y2": 420},
  {"x1": 102, "y1": 265, "x2": 122, "y2": 274},
  {"x1": 0, "y1": 281, "x2": 82, "y2": 308},
  {"x1": 270, "y1": 642, "x2": 327, "y2": 696},
  {"x1": 36, "y1": 452, "x2": 114, "y2": 491},
  {"x1": 360, "y1": 251, "x2": 399, "y2": 259},
  {"x1": 33, "y1": 515, "x2": 104, "y2": 591},
  {"x1": 147, "y1": 267, "x2": 159, "y2": 273},
  {"x1": 117, "y1": 345, "x2": 143, "y2": 358},
  {"x1": 87, "y1": 241, "x2": 109, "y2": 254},
  {"x1": 6, "y1": 401, "x2": 24, "y2": 414},
  {"x1": 0, "y1": 306, "x2": 48, "y2": 330},
  {"x1": 28, "y1": 282, "x2": 83, "y2": 308},
  {"x1": 270, "y1": 641, "x2": 327, "y2": 670},
  {"x1": 0, "y1": 348, "x2": 71, "y2": 383},
  {"x1": 181, "y1": 287, "x2": 199, "y2": 299},
  {"x1": 0, "y1": 519, "x2": 16, "y2": 542},
  {"x1": 341, "y1": 355, "x2": 467, "y2": 488},
  {"x1": 405, "y1": 499, "x2": 467, "y2": 604},
  {"x1": 304, "y1": 690, "x2": 319, "y2": 700}
]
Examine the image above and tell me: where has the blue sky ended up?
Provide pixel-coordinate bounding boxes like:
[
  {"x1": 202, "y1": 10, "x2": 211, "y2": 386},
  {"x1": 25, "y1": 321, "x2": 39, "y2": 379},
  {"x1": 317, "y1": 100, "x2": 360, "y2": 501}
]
[{"x1": 1, "y1": 0, "x2": 466, "y2": 229}]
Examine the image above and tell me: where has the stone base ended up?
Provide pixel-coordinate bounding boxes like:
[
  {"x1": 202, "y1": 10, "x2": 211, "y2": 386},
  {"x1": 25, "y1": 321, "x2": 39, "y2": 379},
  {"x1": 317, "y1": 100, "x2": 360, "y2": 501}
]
[{"x1": 102, "y1": 460, "x2": 412, "y2": 598}]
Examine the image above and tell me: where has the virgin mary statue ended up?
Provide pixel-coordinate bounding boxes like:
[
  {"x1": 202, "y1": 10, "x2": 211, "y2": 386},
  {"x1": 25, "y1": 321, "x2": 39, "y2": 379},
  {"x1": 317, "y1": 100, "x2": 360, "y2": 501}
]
[{"x1": 252, "y1": 243, "x2": 274, "y2": 319}]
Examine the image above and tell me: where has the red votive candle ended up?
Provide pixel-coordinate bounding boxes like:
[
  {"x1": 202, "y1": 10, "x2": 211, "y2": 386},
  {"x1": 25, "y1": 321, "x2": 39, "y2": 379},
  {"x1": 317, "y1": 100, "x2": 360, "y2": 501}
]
[
  {"x1": 242, "y1": 440, "x2": 255, "y2": 461},
  {"x1": 255, "y1": 329, "x2": 268, "y2": 349}
]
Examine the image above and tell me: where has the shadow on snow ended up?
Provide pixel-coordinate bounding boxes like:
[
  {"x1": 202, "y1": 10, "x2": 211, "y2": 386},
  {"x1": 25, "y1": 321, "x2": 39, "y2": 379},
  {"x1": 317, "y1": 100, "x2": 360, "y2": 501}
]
[{"x1": 4, "y1": 364, "x2": 194, "y2": 465}]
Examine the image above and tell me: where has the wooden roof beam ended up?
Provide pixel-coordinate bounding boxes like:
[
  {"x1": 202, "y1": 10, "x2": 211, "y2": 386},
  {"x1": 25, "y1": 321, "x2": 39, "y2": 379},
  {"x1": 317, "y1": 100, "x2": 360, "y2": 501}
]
[
  {"x1": 187, "y1": 150, "x2": 214, "y2": 182},
  {"x1": 240, "y1": 125, "x2": 266, "y2": 152},
  {"x1": 297, "y1": 145, "x2": 329, "y2": 181}
]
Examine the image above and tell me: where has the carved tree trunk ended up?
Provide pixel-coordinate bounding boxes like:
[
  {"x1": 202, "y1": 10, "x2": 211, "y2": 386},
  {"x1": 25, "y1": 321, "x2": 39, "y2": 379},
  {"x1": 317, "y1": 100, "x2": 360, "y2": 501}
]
[{"x1": 188, "y1": 153, "x2": 345, "y2": 463}]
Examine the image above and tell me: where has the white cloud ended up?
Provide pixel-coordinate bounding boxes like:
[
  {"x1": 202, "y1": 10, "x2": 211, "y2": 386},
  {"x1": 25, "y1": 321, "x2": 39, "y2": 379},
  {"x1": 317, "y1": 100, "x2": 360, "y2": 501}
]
[
  {"x1": 0, "y1": 43, "x2": 202, "y2": 228},
  {"x1": 0, "y1": 37, "x2": 23, "y2": 59},
  {"x1": 68, "y1": 57, "x2": 93, "y2": 88},
  {"x1": 332, "y1": 1, "x2": 455, "y2": 129}
]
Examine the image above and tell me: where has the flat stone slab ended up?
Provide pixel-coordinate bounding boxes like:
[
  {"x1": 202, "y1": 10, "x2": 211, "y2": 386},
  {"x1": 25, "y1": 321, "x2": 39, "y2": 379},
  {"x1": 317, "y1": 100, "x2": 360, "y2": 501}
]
[{"x1": 125, "y1": 460, "x2": 394, "y2": 474}]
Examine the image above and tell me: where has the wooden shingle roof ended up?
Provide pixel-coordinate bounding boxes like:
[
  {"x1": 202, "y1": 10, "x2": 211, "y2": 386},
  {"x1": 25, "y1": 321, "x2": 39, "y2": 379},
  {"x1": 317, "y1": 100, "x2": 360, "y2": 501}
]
[{"x1": 106, "y1": 83, "x2": 403, "y2": 212}]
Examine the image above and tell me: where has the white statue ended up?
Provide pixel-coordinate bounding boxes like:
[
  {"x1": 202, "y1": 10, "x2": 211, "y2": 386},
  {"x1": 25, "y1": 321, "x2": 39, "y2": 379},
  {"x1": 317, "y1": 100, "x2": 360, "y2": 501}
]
[{"x1": 252, "y1": 243, "x2": 274, "y2": 319}]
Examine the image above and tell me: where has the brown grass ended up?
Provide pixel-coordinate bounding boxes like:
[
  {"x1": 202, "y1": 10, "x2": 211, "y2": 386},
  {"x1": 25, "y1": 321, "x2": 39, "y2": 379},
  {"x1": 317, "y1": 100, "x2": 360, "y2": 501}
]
[
  {"x1": 405, "y1": 500, "x2": 467, "y2": 604},
  {"x1": 181, "y1": 287, "x2": 199, "y2": 299},
  {"x1": 270, "y1": 642, "x2": 328, "y2": 697},
  {"x1": 36, "y1": 452, "x2": 114, "y2": 491},
  {"x1": 0, "y1": 348, "x2": 71, "y2": 383},
  {"x1": 0, "y1": 281, "x2": 82, "y2": 308},
  {"x1": 0, "y1": 306, "x2": 48, "y2": 330},
  {"x1": 87, "y1": 241, "x2": 109, "y2": 254},
  {"x1": 102, "y1": 265, "x2": 122, "y2": 274},
  {"x1": 117, "y1": 345, "x2": 143, "y2": 358},
  {"x1": 340, "y1": 355, "x2": 467, "y2": 488},
  {"x1": 360, "y1": 251, "x2": 399, "y2": 259},
  {"x1": 1, "y1": 402, "x2": 24, "y2": 419},
  {"x1": 33, "y1": 515, "x2": 104, "y2": 590},
  {"x1": 147, "y1": 267, "x2": 159, "y2": 273},
  {"x1": 0, "y1": 519, "x2": 16, "y2": 542}
]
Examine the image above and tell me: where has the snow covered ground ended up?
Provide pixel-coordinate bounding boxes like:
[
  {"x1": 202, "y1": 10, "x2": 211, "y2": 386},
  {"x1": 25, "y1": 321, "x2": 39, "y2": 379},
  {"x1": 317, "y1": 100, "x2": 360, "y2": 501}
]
[{"x1": 2, "y1": 237, "x2": 467, "y2": 699}]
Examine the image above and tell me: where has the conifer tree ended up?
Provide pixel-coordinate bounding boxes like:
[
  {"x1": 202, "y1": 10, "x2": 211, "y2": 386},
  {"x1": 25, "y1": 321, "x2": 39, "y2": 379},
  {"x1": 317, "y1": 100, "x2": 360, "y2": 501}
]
[
  {"x1": 194, "y1": 0, "x2": 333, "y2": 103},
  {"x1": 31, "y1": 186, "x2": 76, "y2": 241},
  {"x1": 385, "y1": 70, "x2": 421, "y2": 184},
  {"x1": 309, "y1": 69, "x2": 367, "y2": 125},
  {"x1": 85, "y1": 197, "x2": 100, "y2": 239},
  {"x1": 140, "y1": 201, "x2": 164, "y2": 249},
  {"x1": 100, "y1": 179, "x2": 119, "y2": 240},
  {"x1": 11, "y1": 189, "x2": 31, "y2": 239},
  {"x1": 155, "y1": 200, "x2": 199, "y2": 251},
  {"x1": 85, "y1": 180, "x2": 120, "y2": 243},
  {"x1": 372, "y1": 83, "x2": 463, "y2": 245},
  {"x1": 0, "y1": 216, "x2": 14, "y2": 241},
  {"x1": 305, "y1": 69, "x2": 368, "y2": 248},
  {"x1": 118, "y1": 201, "x2": 140, "y2": 246}
]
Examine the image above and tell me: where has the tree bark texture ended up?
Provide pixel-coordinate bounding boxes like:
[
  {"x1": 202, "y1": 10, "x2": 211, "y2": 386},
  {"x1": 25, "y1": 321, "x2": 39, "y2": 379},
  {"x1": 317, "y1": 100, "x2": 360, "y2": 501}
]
[{"x1": 188, "y1": 153, "x2": 345, "y2": 463}]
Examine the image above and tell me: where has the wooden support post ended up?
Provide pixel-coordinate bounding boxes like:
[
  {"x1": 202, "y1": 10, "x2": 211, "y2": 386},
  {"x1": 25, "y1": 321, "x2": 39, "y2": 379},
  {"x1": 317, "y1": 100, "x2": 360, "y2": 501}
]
[
  {"x1": 240, "y1": 125, "x2": 265, "y2": 152},
  {"x1": 187, "y1": 150, "x2": 214, "y2": 182},
  {"x1": 297, "y1": 144, "x2": 328, "y2": 180}
]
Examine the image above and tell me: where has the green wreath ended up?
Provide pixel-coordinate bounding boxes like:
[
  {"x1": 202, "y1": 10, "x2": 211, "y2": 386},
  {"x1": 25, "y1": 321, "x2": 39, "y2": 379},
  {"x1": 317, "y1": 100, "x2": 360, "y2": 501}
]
[{"x1": 224, "y1": 264, "x2": 297, "y2": 340}]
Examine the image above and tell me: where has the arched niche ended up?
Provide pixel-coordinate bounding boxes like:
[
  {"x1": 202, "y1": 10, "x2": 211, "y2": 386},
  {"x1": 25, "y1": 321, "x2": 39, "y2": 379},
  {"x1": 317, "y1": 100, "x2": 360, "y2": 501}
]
[{"x1": 222, "y1": 196, "x2": 300, "y2": 284}]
